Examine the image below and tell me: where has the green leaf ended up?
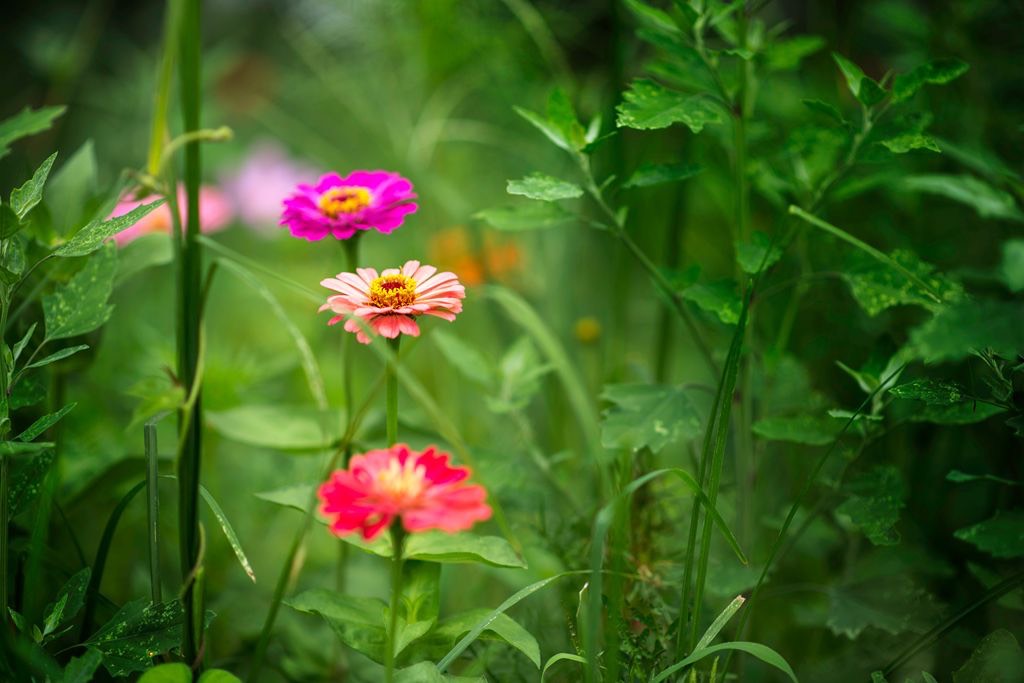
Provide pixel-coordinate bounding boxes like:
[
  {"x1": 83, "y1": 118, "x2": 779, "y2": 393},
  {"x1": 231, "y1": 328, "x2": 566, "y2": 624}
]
[
  {"x1": 396, "y1": 662, "x2": 485, "y2": 682},
  {"x1": 953, "y1": 630, "x2": 1024, "y2": 682},
  {"x1": 832, "y1": 52, "x2": 886, "y2": 107},
  {"x1": 889, "y1": 379, "x2": 965, "y2": 405},
  {"x1": 821, "y1": 575, "x2": 937, "y2": 639},
  {"x1": 54, "y1": 200, "x2": 165, "y2": 257},
  {"x1": 514, "y1": 107, "x2": 572, "y2": 152},
  {"x1": 753, "y1": 414, "x2": 842, "y2": 445},
  {"x1": 25, "y1": 345, "x2": 89, "y2": 370},
  {"x1": 695, "y1": 595, "x2": 746, "y2": 650},
  {"x1": 894, "y1": 59, "x2": 969, "y2": 101},
  {"x1": 405, "y1": 609, "x2": 541, "y2": 668},
  {"x1": 999, "y1": 239, "x2": 1024, "y2": 293},
  {"x1": 899, "y1": 174, "x2": 1024, "y2": 223},
  {"x1": 0, "y1": 106, "x2": 65, "y2": 158},
  {"x1": 908, "y1": 300, "x2": 1024, "y2": 362},
  {"x1": 9, "y1": 451, "x2": 54, "y2": 517},
  {"x1": 623, "y1": 0, "x2": 681, "y2": 35},
  {"x1": 545, "y1": 88, "x2": 587, "y2": 151},
  {"x1": 16, "y1": 402, "x2": 76, "y2": 442},
  {"x1": 341, "y1": 531, "x2": 526, "y2": 569},
  {"x1": 844, "y1": 249, "x2": 963, "y2": 316},
  {"x1": 10, "y1": 152, "x2": 58, "y2": 220},
  {"x1": 62, "y1": 648, "x2": 103, "y2": 683},
  {"x1": 836, "y1": 466, "x2": 906, "y2": 545},
  {"x1": 736, "y1": 231, "x2": 783, "y2": 274},
  {"x1": 431, "y1": 330, "x2": 493, "y2": 386},
  {"x1": 600, "y1": 383, "x2": 702, "y2": 453},
  {"x1": 541, "y1": 653, "x2": 588, "y2": 682},
  {"x1": 766, "y1": 35, "x2": 826, "y2": 70},
  {"x1": 486, "y1": 336, "x2": 551, "y2": 414},
  {"x1": 199, "y1": 485, "x2": 256, "y2": 582},
  {"x1": 651, "y1": 641, "x2": 798, "y2": 683},
  {"x1": 137, "y1": 663, "x2": 192, "y2": 683},
  {"x1": 43, "y1": 242, "x2": 117, "y2": 341},
  {"x1": 622, "y1": 161, "x2": 703, "y2": 189},
  {"x1": 616, "y1": 79, "x2": 724, "y2": 132},
  {"x1": 43, "y1": 568, "x2": 90, "y2": 638},
  {"x1": 12, "y1": 323, "x2": 37, "y2": 363},
  {"x1": 947, "y1": 470, "x2": 1019, "y2": 486},
  {"x1": 802, "y1": 99, "x2": 847, "y2": 125},
  {"x1": 954, "y1": 511, "x2": 1024, "y2": 559},
  {"x1": 680, "y1": 279, "x2": 741, "y2": 324},
  {"x1": 0, "y1": 441, "x2": 54, "y2": 458},
  {"x1": 506, "y1": 173, "x2": 583, "y2": 201},
  {"x1": 286, "y1": 590, "x2": 387, "y2": 662},
  {"x1": 116, "y1": 232, "x2": 174, "y2": 284},
  {"x1": 1, "y1": 236, "x2": 26, "y2": 276},
  {"x1": 880, "y1": 133, "x2": 940, "y2": 154},
  {"x1": 254, "y1": 483, "x2": 311, "y2": 512},
  {"x1": 205, "y1": 405, "x2": 344, "y2": 450},
  {"x1": 198, "y1": 671, "x2": 243, "y2": 683},
  {"x1": 85, "y1": 599, "x2": 185, "y2": 677},
  {"x1": 475, "y1": 202, "x2": 573, "y2": 231},
  {"x1": 45, "y1": 142, "x2": 98, "y2": 238}
]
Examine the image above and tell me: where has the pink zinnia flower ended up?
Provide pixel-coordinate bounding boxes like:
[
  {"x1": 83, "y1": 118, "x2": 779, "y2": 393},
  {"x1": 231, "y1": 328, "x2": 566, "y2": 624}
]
[
  {"x1": 280, "y1": 170, "x2": 418, "y2": 241},
  {"x1": 319, "y1": 260, "x2": 465, "y2": 344},
  {"x1": 318, "y1": 444, "x2": 492, "y2": 540},
  {"x1": 110, "y1": 185, "x2": 233, "y2": 245},
  {"x1": 220, "y1": 141, "x2": 318, "y2": 229}
]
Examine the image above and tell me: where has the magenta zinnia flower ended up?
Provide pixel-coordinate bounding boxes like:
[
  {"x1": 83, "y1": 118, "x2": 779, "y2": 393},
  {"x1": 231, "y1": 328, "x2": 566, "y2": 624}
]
[
  {"x1": 319, "y1": 260, "x2": 465, "y2": 344},
  {"x1": 280, "y1": 170, "x2": 418, "y2": 241},
  {"x1": 318, "y1": 444, "x2": 492, "y2": 540}
]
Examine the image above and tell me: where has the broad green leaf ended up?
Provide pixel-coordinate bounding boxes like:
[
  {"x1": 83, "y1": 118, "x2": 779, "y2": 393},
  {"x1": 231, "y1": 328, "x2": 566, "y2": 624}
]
[
  {"x1": 623, "y1": 0, "x2": 681, "y2": 35},
  {"x1": 753, "y1": 414, "x2": 841, "y2": 445},
  {"x1": 832, "y1": 52, "x2": 886, "y2": 106},
  {"x1": 285, "y1": 590, "x2": 387, "y2": 662},
  {"x1": 836, "y1": 466, "x2": 905, "y2": 545},
  {"x1": 54, "y1": 200, "x2": 165, "y2": 257},
  {"x1": 11, "y1": 371, "x2": 46, "y2": 409},
  {"x1": 474, "y1": 202, "x2": 573, "y2": 231},
  {"x1": 62, "y1": 648, "x2": 103, "y2": 683},
  {"x1": 0, "y1": 441, "x2": 54, "y2": 457},
  {"x1": 43, "y1": 243, "x2": 117, "y2": 341},
  {"x1": 844, "y1": 249, "x2": 963, "y2": 316},
  {"x1": 600, "y1": 383, "x2": 702, "y2": 453},
  {"x1": 341, "y1": 531, "x2": 526, "y2": 569},
  {"x1": 16, "y1": 402, "x2": 76, "y2": 442},
  {"x1": 205, "y1": 405, "x2": 344, "y2": 450},
  {"x1": 894, "y1": 59, "x2": 969, "y2": 101},
  {"x1": 9, "y1": 451, "x2": 54, "y2": 517},
  {"x1": 766, "y1": 35, "x2": 825, "y2": 70},
  {"x1": 616, "y1": 79, "x2": 723, "y2": 133},
  {"x1": 910, "y1": 400, "x2": 1005, "y2": 425},
  {"x1": 999, "y1": 239, "x2": 1024, "y2": 292},
  {"x1": 506, "y1": 173, "x2": 583, "y2": 201},
  {"x1": 545, "y1": 89, "x2": 587, "y2": 152},
  {"x1": 45, "y1": 141, "x2": 98, "y2": 238},
  {"x1": 10, "y1": 152, "x2": 57, "y2": 220},
  {"x1": 198, "y1": 671, "x2": 243, "y2": 683},
  {"x1": 880, "y1": 133, "x2": 940, "y2": 154},
  {"x1": 0, "y1": 106, "x2": 65, "y2": 157},
  {"x1": 889, "y1": 379, "x2": 964, "y2": 405},
  {"x1": 25, "y1": 344, "x2": 89, "y2": 370},
  {"x1": 953, "y1": 630, "x2": 1024, "y2": 682},
  {"x1": 396, "y1": 662, "x2": 485, "y2": 682},
  {"x1": 822, "y1": 575, "x2": 937, "y2": 639},
  {"x1": 255, "y1": 484, "x2": 311, "y2": 512},
  {"x1": 900, "y1": 174, "x2": 1024, "y2": 223},
  {"x1": 651, "y1": 641, "x2": 797, "y2": 683},
  {"x1": 514, "y1": 107, "x2": 572, "y2": 152},
  {"x1": 0, "y1": 204, "x2": 19, "y2": 240},
  {"x1": 736, "y1": 231, "x2": 783, "y2": 274},
  {"x1": 954, "y1": 511, "x2": 1024, "y2": 559},
  {"x1": 42, "y1": 568, "x2": 90, "y2": 638},
  {"x1": 802, "y1": 99, "x2": 846, "y2": 125},
  {"x1": 680, "y1": 279, "x2": 741, "y2": 324},
  {"x1": 622, "y1": 161, "x2": 703, "y2": 188},
  {"x1": 116, "y1": 232, "x2": 174, "y2": 284},
  {"x1": 1, "y1": 236, "x2": 25, "y2": 275},
  {"x1": 405, "y1": 609, "x2": 540, "y2": 668},
  {"x1": 908, "y1": 300, "x2": 1024, "y2": 362},
  {"x1": 85, "y1": 599, "x2": 185, "y2": 677},
  {"x1": 431, "y1": 330, "x2": 493, "y2": 386},
  {"x1": 138, "y1": 664, "x2": 191, "y2": 682}
]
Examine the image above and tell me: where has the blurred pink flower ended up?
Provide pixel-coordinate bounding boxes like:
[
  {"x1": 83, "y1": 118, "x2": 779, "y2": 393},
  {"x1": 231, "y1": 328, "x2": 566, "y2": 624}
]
[
  {"x1": 110, "y1": 185, "x2": 233, "y2": 245},
  {"x1": 220, "y1": 142, "x2": 318, "y2": 228},
  {"x1": 318, "y1": 443, "x2": 492, "y2": 540},
  {"x1": 281, "y1": 170, "x2": 418, "y2": 241},
  {"x1": 319, "y1": 260, "x2": 465, "y2": 344}
]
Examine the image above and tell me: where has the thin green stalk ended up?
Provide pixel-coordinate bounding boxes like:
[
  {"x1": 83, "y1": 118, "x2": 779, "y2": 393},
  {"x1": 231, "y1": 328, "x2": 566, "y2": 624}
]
[
  {"x1": 146, "y1": 0, "x2": 182, "y2": 177},
  {"x1": 145, "y1": 419, "x2": 162, "y2": 604},
  {"x1": 342, "y1": 238, "x2": 361, "y2": 431},
  {"x1": 176, "y1": 0, "x2": 204, "y2": 668},
  {"x1": 654, "y1": 190, "x2": 687, "y2": 382},
  {"x1": 0, "y1": 454, "x2": 8, "y2": 630},
  {"x1": 384, "y1": 524, "x2": 407, "y2": 683},
  {"x1": 386, "y1": 337, "x2": 401, "y2": 447}
]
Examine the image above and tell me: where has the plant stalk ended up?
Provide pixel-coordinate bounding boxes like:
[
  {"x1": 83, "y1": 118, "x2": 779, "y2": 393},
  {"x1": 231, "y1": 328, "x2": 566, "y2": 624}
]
[
  {"x1": 384, "y1": 524, "x2": 407, "y2": 682},
  {"x1": 386, "y1": 337, "x2": 401, "y2": 447}
]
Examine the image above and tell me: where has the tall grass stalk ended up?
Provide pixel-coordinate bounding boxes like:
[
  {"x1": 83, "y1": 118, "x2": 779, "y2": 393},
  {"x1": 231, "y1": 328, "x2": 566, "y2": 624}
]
[{"x1": 386, "y1": 337, "x2": 401, "y2": 446}]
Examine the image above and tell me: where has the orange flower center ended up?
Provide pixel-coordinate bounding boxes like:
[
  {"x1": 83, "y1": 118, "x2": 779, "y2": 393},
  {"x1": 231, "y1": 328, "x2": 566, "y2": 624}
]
[
  {"x1": 318, "y1": 186, "x2": 371, "y2": 217},
  {"x1": 369, "y1": 274, "x2": 417, "y2": 308},
  {"x1": 374, "y1": 458, "x2": 427, "y2": 505}
]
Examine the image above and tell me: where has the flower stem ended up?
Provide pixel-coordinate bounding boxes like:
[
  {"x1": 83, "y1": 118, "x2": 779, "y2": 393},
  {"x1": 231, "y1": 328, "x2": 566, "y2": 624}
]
[
  {"x1": 386, "y1": 337, "x2": 401, "y2": 447},
  {"x1": 341, "y1": 237, "x2": 361, "y2": 435},
  {"x1": 385, "y1": 524, "x2": 407, "y2": 683}
]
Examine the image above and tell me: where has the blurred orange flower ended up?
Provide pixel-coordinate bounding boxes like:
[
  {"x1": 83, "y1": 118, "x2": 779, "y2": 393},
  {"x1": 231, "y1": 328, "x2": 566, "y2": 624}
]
[{"x1": 427, "y1": 226, "x2": 522, "y2": 286}]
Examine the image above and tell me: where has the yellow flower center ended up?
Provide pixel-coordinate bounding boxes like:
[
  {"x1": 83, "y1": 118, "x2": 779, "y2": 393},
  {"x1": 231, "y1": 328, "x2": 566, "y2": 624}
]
[
  {"x1": 375, "y1": 458, "x2": 427, "y2": 504},
  {"x1": 369, "y1": 274, "x2": 417, "y2": 308},
  {"x1": 318, "y1": 186, "x2": 371, "y2": 217}
]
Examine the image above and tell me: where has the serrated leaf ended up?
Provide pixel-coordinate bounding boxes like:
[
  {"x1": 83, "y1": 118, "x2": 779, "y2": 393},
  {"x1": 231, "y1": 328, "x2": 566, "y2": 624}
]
[
  {"x1": 85, "y1": 599, "x2": 185, "y2": 677},
  {"x1": 880, "y1": 133, "x2": 940, "y2": 154},
  {"x1": 506, "y1": 173, "x2": 583, "y2": 201},
  {"x1": 899, "y1": 174, "x2": 1024, "y2": 222},
  {"x1": 16, "y1": 402, "x2": 76, "y2": 442},
  {"x1": 622, "y1": 161, "x2": 703, "y2": 188},
  {"x1": 616, "y1": 79, "x2": 724, "y2": 133},
  {"x1": 680, "y1": 279, "x2": 741, "y2": 324},
  {"x1": 893, "y1": 59, "x2": 969, "y2": 101},
  {"x1": 10, "y1": 152, "x2": 57, "y2": 220},
  {"x1": 832, "y1": 52, "x2": 886, "y2": 107},
  {"x1": 954, "y1": 511, "x2": 1024, "y2": 559},
  {"x1": 953, "y1": 630, "x2": 1024, "y2": 682},
  {"x1": 25, "y1": 344, "x2": 89, "y2": 370},
  {"x1": 206, "y1": 405, "x2": 344, "y2": 450},
  {"x1": 836, "y1": 466, "x2": 905, "y2": 545},
  {"x1": 889, "y1": 379, "x2": 964, "y2": 405},
  {"x1": 844, "y1": 249, "x2": 963, "y2": 316},
  {"x1": 600, "y1": 383, "x2": 702, "y2": 453},
  {"x1": 43, "y1": 242, "x2": 117, "y2": 341},
  {"x1": 908, "y1": 300, "x2": 1024, "y2": 362},
  {"x1": 823, "y1": 575, "x2": 937, "y2": 639},
  {"x1": 474, "y1": 202, "x2": 573, "y2": 231},
  {"x1": 736, "y1": 231, "x2": 783, "y2": 274},
  {"x1": 54, "y1": 200, "x2": 164, "y2": 257},
  {"x1": 0, "y1": 106, "x2": 65, "y2": 157},
  {"x1": 753, "y1": 415, "x2": 842, "y2": 445}
]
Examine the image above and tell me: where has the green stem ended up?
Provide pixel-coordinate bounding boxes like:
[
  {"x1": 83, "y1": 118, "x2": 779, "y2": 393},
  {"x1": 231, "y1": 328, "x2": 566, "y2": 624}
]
[
  {"x1": 342, "y1": 238, "x2": 360, "y2": 430},
  {"x1": 385, "y1": 524, "x2": 407, "y2": 683},
  {"x1": 0, "y1": 454, "x2": 8, "y2": 630},
  {"x1": 386, "y1": 337, "x2": 401, "y2": 447},
  {"x1": 145, "y1": 419, "x2": 162, "y2": 604}
]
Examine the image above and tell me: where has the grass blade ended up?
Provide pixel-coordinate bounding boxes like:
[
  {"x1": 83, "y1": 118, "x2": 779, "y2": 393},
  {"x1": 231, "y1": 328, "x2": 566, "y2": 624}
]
[{"x1": 651, "y1": 641, "x2": 798, "y2": 683}]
